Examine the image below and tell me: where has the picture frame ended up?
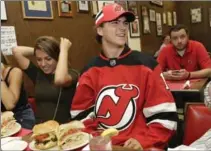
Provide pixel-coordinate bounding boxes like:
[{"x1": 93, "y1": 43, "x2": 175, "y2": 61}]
[
  {"x1": 163, "y1": 12, "x2": 167, "y2": 24},
  {"x1": 209, "y1": 8, "x2": 211, "y2": 27},
  {"x1": 141, "y1": 6, "x2": 151, "y2": 34},
  {"x1": 173, "y1": 11, "x2": 177, "y2": 25},
  {"x1": 150, "y1": 0, "x2": 163, "y2": 7},
  {"x1": 167, "y1": 11, "x2": 172, "y2": 26},
  {"x1": 156, "y1": 12, "x2": 162, "y2": 36},
  {"x1": 129, "y1": 18, "x2": 140, "y2": 38},
  {"x1": 90, "y1": 1, "x2": 98, "y2": 17},
  {"x1": 57, "y1": 0, "x2": 73, "y2": 17},
  {"x1": 127, "y1": 1, "x2": 138, "y2": 16},
  {"x1": 115, "y1": 1, "x2": 127, "y2": 10},
  {"x1": 190, "y1": 8, "x2": 202, "y2": 23},
  {"x1": 97, "y1": 1, "x2": 114, "y2": 11},
  {"x1": 149, "y1": 9, "x2": 156, "y2": 22},
  {"x1": 21, "y1": 1, "x2": 53, "y2": 19},
  {"x1": 1, "y1": 1, "x2": 7, "y2": 20},
  {"x1": 77, "y1": 1, "x2": 89, "y2": 13}
]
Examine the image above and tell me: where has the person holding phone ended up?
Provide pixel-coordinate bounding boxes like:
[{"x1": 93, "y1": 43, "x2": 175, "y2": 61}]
[{"x1": 157, "y1": 24, "x2": 211, "y2": 81}]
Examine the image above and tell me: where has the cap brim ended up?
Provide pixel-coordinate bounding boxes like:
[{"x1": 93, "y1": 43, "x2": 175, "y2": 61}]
[{"x1": 119, "y1": 11, "x2": 135, "y2": 22}]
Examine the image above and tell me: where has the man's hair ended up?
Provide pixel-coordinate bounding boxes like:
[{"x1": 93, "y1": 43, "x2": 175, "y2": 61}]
[
  {"x1": 95, "y1": 23, "x2": 104, "y2": 44},
  {"x1": 34, "y1": 36, "x2": 60, "y2": 61},
  {"x1": 169, "y1": 24, "x2": 189, "y2": 37},
  {"x1": 162, "y1": 34, "x2": 169, "y2": 41}
]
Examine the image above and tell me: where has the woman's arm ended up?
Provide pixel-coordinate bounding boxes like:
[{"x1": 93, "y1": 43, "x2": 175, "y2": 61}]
[
  {"x1": 54, "y1": 38, "x2": 73, "y2": 87},
  {"x1": 1, "y1": 68, "x2": 23, "y2": 110},
  {"x1": 12, "y1": 46, "x2": 34, "y2": 70}
]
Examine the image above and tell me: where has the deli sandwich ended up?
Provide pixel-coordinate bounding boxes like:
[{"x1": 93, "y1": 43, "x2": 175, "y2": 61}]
[
  {"x1": 1, "y1": 111, "x2": 16, "y2": 136},
  {"x1": 57, "y1": 120, "x2": 88, "y2": 150},
  {"x1": 32, "y1": 120, "x2": 59, "y2": 150}
]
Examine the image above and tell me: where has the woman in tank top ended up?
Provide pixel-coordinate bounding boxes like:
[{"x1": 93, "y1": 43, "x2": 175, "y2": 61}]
[{"x1": 1, "y1": 54, "x2": 35, "y2": 129}]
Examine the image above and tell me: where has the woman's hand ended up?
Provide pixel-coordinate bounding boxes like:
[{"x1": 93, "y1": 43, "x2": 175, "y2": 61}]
[
  {"x1": 60, "y1": 37, "x2": 72, "y2": 52},
  {"x1": 123, "y1": 138, "x2": 143, "y2": 150}
]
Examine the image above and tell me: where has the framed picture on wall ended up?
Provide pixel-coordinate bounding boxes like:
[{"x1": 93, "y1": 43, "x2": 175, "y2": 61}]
[
  {"x1": 1, "y1": 1, "x2": 7, "y2": 20},
  {"x1": 173, "y1": 11, "x2": 177, "y2": 25},
  {"x1": 129, "y1": 18, "x2": 140, "y2": 38},
  {"x1": 209, "y1": 8, "x2": 211, "y2": 27},
  {"x1": 21, "y1": 1, "x2": 53, "y2": 19},
  {"x1": 150, "y1": 0, "x2": 163, "y2": 7},
  {"x1": 97, "y1": 1, "x2": 114, "y2": 11},
  {"x1": 90, "y1": 1, "x2": 98, "y2": 17},
  {"x1": 127, "y1": 1, "x2": 138, "y2": 16},
  {"x1": 163, "y1": 12, "x2": 167, "y2": 24},
  {"x1": 115, "y1": 1, "x2": 127, "y2": 10},
  {"x1": 58, "y1": 0, "x2": 73, "y2": 17},
  {"x1": 190, "y1": 8, "x2": 202, "y2": 23},
  {"x1": 167, "y1": 11, "x2": 172, "y2": 26},
  {"x1": 149, "y1": 9, "x2": 156, "y2": 22},
  {"x1": 77, "y1": 1, "x2": 89, "y2": 12},
  {"x1": 156, "y1": 12, "x2": 162, "y2": 36},
  {"x1": 141, "y1": 6, "x2": 151, "y2": 34}
]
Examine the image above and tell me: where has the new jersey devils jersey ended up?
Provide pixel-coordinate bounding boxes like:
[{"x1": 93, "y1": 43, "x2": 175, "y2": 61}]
[{"x1": 71, "y1": 47, "x2": 177, "y2": 149}]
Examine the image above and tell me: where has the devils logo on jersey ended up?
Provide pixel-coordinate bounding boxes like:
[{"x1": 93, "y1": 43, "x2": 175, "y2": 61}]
[{"x1": 95, "y1": 84, "x2": 139, "y2": 131}]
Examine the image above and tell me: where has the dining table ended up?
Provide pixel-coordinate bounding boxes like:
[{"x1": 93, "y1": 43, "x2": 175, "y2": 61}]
[
  {"x1": 14, "y1": 128, "x2": 163, "y2": 151},
  {"x1": 166, "y1": 78, "x2": 209, "y2": 108},
  {"x1": 14, "y1": 128, "x2": 137, "y2": 151}
]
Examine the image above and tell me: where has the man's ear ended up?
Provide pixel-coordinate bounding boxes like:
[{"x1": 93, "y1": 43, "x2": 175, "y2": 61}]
[{"x1": 97, "y1": 27, "x2": 103, "y2": 36}]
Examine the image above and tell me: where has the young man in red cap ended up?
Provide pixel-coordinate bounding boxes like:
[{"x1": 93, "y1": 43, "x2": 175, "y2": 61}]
[
  {"x1": 157, "y1": 24, "x2": 211, "y2": 81},
  {"x1": 71, "y1": 3, "x2": 177, "y2": 150}
]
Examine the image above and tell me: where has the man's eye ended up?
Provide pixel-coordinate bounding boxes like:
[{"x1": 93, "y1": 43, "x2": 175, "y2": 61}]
[
  {"x1": 124, "y1": 22, "x2": 129, "y2": 25},
  {"x1": 111, "y1": 21, "x2": 118, "y2": 24}
]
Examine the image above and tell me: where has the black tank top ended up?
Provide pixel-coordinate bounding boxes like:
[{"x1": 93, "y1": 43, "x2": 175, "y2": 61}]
[{"x1": 1, "y1": 67, "x2": 28, "y2": 112}]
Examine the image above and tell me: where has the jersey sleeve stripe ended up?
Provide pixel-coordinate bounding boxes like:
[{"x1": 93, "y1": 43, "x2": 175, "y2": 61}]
[
  {"x1": 71, "y1": 106, "x2": 94, "y2": 120},
  {"x1": 147, "y1": 119, "x2": 177, "y2": 130},
  {"x1": 143, "y1": 102, "x2": 177, "y2": 118}
]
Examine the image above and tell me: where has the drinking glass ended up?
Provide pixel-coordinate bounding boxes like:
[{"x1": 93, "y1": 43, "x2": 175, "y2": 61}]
[{"x1": 89, "y1": 130, "x2": 112, "y2": 151}]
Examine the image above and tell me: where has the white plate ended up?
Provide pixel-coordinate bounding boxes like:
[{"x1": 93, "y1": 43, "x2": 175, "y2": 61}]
[
  {"x1": 1, "y1": 122, "x2": 21, "y2": 138},
  {"x1": 63, "y1": 132, "x2": 90, "y2": 151},
  {"x1": 29, "y1": 141, "x2": 60, "y2": 151},
  {"x1": 2, "y1": 140, "x2": 28, "y2": 151}
]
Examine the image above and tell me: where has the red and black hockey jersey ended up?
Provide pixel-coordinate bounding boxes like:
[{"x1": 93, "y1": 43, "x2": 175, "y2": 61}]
[{"x1": 71, "y1": 46, "x2": 177, "y2": 149}]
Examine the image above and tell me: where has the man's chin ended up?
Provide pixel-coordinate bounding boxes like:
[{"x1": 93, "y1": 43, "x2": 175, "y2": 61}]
[{"x1": 175, "y1": 46, "x2": 186, "y2": 51}]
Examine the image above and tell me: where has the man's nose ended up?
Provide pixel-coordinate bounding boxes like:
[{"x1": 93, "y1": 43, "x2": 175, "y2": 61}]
[{"x1": 178, "y1": 38, "x2": 182, "y2": 43}]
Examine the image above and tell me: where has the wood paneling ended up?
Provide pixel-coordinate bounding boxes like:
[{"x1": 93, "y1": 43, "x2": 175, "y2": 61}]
[
  {"x1": 176, "y1": 1, "x2": 211, "y2": 52},
  {"x1": 138, "y1": 1, "x2": 177, "y2": 55}
]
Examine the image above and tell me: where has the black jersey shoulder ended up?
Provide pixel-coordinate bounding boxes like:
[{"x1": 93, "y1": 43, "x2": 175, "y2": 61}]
[
  {"x1": 81, "y1": 51, "x2": 158, "y2": 76},
  {"x1": 124, "y1": 51, "x2": 158, "y2": 70}
]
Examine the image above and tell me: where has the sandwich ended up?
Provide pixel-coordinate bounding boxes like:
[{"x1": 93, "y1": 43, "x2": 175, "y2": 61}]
[
  {"x1": 1, "y1": 111, "x2": 16, "y2": 136},
  {"x1": 31, "y1": 120, "x2": 59, "y2": 150},
  {"x1": 57, "y1": 120, "x2": 87, "y2": 150}
]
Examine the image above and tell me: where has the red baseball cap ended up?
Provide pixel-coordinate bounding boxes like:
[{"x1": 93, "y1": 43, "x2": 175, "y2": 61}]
[{"x1": 95, "y1": 3, "x2": 135, "y2": 27}]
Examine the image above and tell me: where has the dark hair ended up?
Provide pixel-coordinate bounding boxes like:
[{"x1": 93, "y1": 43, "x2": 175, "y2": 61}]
[
  {"x1": 1, "y1": 52, "x2": 7, "y2": 65},
  {"x1": 34, "y1": 36, "x2": 60, "y2": 61},
  {"x1": 162, "y1": 34, "x2": 169, "y2": 41},
  {"x1": 169, "y1": 24, "x2": 189, "y2": 37},
  {"x1": 95, "y1": 24, "x2": 104, "y2": 44}
]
